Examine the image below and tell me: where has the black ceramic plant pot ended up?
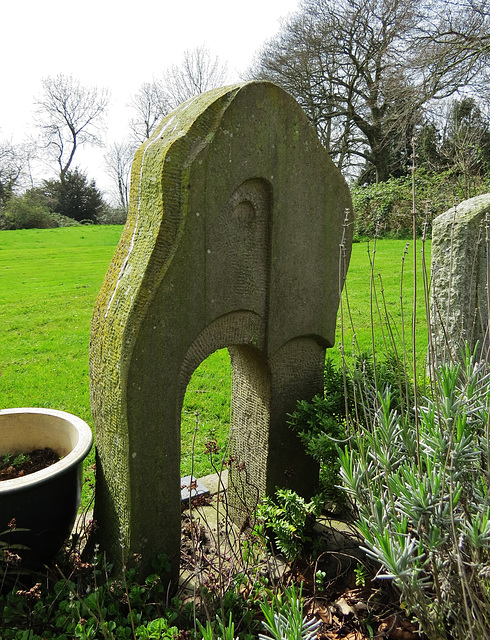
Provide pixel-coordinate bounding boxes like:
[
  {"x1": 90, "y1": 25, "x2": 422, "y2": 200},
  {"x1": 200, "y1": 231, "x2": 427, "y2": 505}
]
[{"x1": 0, "y1": 408, "x2": 93, "y2": 566}]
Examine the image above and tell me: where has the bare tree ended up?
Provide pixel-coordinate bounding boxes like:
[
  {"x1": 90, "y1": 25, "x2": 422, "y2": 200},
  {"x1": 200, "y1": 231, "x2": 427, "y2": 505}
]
[
  {"x1": 250, "y1": 0, "x2": 490, "y2": 183},
  {"x1": 0, "y1": 139, "x2": 33, "y2": 207},
  {"x1": 411, "y1": 0, "x2": 490, "y2": 98},
  {"x1": 35, "y1": 74, "x2": 109, "y2": 180},
  {"x1": 438, "y1": 97, "x2": 490, "y2": 197},
  {"x1": 104, "y1": 141, "x2": 137, "y2": 210},
  {"x1": 129, "y1": 47, "x2": 228, "y2": 142},
  {"x1": 163, "y1": 45, "x2": 228, "y2": 109},
  {"x1": 128, "y1": 81, "x2": 170, "y2": 143}
]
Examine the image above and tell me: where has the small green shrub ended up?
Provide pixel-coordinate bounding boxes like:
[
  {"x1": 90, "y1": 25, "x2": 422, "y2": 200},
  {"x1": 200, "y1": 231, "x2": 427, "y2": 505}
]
[
  {"x1": 288, "y1": 394, "x2": 347, "y2": 506},
  {"x1": 2, "y1": 193, "x2": 56, "y2": 230},
  {"x1": 41, "y1": 170, "x2": 106, "y2": 223},
  {"x1": 254, "y1": 489, "x2": 322, "y2": 561},
  {"x1": 288, "y1": 356, "x2": 413, "y2": 506},
  {"x1": 49, "y1": 212, "x2": 82, "y2": 227},
  {"x1": 287, "y1": 357, "x2": 354, "y2": 506}
]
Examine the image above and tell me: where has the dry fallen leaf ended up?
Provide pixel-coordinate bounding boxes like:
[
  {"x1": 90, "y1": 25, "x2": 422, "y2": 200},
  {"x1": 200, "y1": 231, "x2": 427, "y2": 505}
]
[
  {"x1": 335, "y1": 596, "x2": 356, "y2": 617},
  {"x1": 378, "y1": 615, "x2": 418, "y2": 640},
  {"x1": 312, "y1": 605, "x2": 332, "y2": 625},
  {"x1": 343, "y1": 631, "x2": 365, "y2": 639}
]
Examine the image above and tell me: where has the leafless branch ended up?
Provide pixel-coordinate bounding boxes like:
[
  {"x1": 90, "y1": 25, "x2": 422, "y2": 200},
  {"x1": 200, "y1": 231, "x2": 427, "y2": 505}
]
[{"x1": 35, "y1": 74, "x2": 109, "y2": 179}]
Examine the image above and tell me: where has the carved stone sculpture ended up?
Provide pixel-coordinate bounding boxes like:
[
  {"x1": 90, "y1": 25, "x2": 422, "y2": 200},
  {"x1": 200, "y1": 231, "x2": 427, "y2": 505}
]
[{"x1": 90, "y1": 82, "x2": 352, "y2": 581}]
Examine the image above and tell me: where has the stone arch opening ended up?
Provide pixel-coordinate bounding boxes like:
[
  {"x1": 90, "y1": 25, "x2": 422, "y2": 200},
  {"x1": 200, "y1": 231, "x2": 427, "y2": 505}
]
[
  {"x1": 178, "y1": 313, "x2": 271, "y2": 510},
  {"x1": 180, "y1": 347, "x2": 231, "y2": 479}
]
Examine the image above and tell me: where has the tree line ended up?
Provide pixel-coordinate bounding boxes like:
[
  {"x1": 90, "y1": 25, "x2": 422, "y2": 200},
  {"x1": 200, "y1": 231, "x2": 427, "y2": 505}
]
[
  {"x1": 0, "y1": 46, "x2": 227, "y2": 228},
  {"x1": 1, "y1": 1, "x2": 490, "y2": 228},
  {"x1": 250, "y1": 0, "x2": 490, "y2": 187}
]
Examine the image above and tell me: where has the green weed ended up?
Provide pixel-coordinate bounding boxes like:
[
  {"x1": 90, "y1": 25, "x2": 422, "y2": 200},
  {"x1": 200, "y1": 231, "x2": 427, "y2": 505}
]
[{"x1": 1, "y1": 453, "x2": 31, "y2": 469}]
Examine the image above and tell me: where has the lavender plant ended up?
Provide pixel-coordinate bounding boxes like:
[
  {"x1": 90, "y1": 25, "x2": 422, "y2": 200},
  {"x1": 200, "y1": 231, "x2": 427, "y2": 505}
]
[
  {"x1": 339, "y1": 345, "x2": 490, "y2": 639},
  {"x1": 259, "y1": 584, "x2": 320, "y2": 640}
]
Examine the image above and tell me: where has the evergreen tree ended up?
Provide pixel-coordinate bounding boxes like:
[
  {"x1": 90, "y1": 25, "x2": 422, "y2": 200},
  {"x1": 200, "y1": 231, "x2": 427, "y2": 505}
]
[{"x1": 42, "y1": 169, "x2": 106, "y2": 222}]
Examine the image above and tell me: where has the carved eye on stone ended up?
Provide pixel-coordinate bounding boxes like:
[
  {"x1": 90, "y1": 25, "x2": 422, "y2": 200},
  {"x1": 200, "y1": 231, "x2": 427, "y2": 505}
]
[{"x1": 233, "y1": 200, "x2": 255, "y2": 224}]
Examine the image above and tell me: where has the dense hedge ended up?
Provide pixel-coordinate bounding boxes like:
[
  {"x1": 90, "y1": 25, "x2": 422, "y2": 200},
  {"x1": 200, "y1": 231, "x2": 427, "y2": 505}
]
[
  {"x1": 0, "y1": 196, "x2": 127, "y2": 230},
  {"x1": 351, "y1": 170, "x2": 490, "y2": 238},
  {"x1": 2, "y1": 169, "x2": 488, "y2": 235}
]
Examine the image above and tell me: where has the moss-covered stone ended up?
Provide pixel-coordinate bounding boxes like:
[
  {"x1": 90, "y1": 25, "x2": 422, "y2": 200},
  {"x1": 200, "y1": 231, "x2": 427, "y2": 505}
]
[
  {"x1": 431, "y1": 193, "x2": 490, "y2": 366},
  {"x1": 90, "y1": 81, "x2": 352, "y2": 582}
]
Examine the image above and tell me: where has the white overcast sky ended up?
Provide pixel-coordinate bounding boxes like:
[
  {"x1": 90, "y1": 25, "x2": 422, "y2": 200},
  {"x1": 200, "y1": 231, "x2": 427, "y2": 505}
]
[{"x1": 2, "y1": 0, "x2": 300, "y2": 198}]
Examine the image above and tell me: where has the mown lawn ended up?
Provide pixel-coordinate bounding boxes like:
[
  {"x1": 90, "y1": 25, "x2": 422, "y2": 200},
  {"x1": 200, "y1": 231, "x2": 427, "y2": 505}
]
[
  {"x1": 338, "y1": 237, "x2": 431, "y2": 376},
  {"x1": 0, "y1": 226, "x2": 232, "y2": 504},
  {"x1": 0, "y1": 227, "x2": 431, "y2": 504}
]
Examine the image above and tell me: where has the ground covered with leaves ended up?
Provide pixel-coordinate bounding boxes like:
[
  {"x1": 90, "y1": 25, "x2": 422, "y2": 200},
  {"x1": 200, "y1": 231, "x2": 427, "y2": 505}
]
[{"x1": 179, "y1": 502, "x2": 419, "y2": 640}]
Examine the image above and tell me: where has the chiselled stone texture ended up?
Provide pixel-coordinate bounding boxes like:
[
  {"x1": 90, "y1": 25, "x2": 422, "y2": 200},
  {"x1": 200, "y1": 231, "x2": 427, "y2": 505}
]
[
  {"x1": 90, "y1": 82, "x2": 352, "y2": 582},
  {"x1": 431, "y1": 193, "x2": 490, "y2": 367}
]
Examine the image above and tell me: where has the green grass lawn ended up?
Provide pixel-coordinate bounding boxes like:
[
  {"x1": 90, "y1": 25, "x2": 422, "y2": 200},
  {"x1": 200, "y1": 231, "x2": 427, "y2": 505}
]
[
  {"x1": 0, "y1": 227, "x2": 431, "y2": 504},
  {"x1": 0, "y1": 226, "x2": 232, "y2": 503},
  {"x1": 338, "y1": 237, "x2": 431, "y2": 379}
]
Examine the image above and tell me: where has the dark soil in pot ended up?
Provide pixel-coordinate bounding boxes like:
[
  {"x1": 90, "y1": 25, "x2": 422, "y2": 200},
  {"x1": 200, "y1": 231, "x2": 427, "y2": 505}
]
[{"x1": 0, "y1": 448, "x2": 61, "y2": 481}]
